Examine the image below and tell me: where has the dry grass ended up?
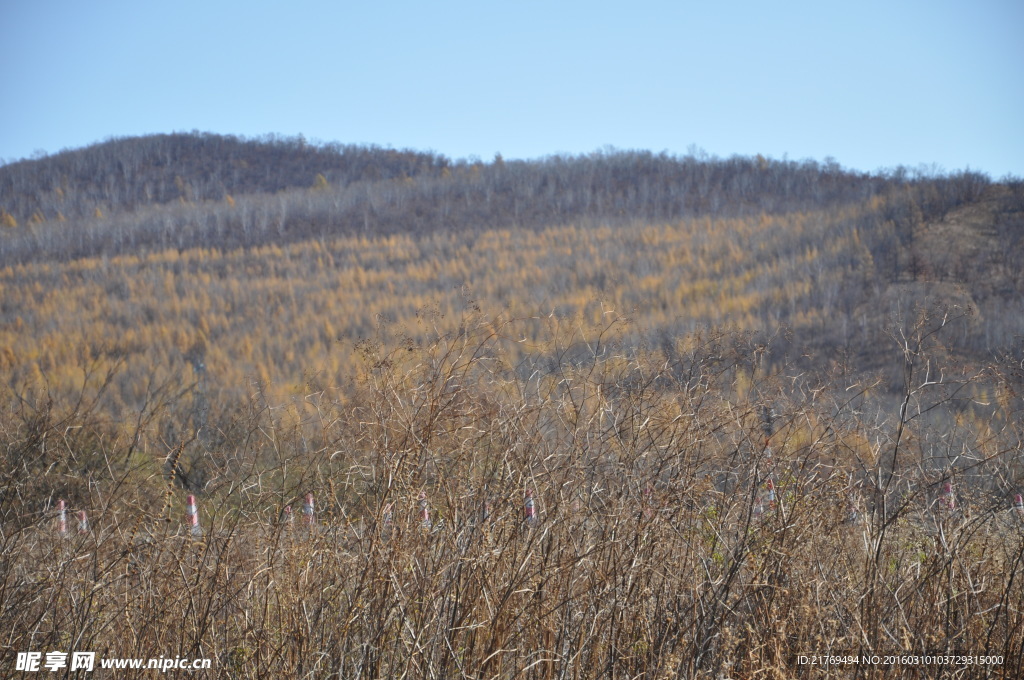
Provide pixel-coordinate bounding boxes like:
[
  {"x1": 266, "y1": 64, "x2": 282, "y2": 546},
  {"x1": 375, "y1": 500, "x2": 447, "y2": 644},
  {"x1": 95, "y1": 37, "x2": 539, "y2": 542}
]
[{"x1": 2, "y1": 312, "x2": 1023, "y2": 679}]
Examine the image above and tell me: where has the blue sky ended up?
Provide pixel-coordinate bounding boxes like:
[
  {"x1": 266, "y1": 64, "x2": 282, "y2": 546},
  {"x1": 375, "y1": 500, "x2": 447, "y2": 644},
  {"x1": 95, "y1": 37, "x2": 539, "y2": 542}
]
[{"x1": 2, "y1": 0, "x2": 1021, "y2": 177}]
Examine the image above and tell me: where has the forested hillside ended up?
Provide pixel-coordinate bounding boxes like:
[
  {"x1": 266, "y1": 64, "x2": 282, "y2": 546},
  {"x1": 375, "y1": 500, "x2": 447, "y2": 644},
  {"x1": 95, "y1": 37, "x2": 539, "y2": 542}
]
[
  {"x1": 3, "y1": 134, "x2": 1024, "y2": 678},
  {"x1": 0, "y1": 134, "x2": 994, "y2": 263},
  {"x1": 1, "y1": 133, "x2": 1020, "y2": 410},
  {"x1": 0, "y1": 132, "x2": 447, "y2": 224}
]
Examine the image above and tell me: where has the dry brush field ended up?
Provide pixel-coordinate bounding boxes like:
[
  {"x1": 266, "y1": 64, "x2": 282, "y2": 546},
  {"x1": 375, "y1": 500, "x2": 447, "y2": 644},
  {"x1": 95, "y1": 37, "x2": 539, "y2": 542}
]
[{"x1": 3, "y1": 313, "x2": 1023, "y2": 679}]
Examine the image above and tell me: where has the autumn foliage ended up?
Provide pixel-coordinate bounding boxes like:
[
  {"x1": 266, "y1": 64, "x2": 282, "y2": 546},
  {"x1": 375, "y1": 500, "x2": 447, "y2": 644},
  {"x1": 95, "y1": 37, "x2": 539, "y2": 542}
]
[{"x1": 1, "y1": 134, "x2": 1023, "y2": 677}]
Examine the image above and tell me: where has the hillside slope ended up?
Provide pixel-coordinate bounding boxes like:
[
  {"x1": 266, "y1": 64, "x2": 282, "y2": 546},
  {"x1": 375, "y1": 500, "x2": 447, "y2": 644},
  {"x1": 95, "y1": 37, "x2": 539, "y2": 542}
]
[
  {"x1": 3, "y1": 135, "x2": 1024, "y2": 680},
  {"x1": 0, "y1": 132, "x2": 447, "y2": 223},
  {"x1": 0, "y1": 134, "x2": 991, "y2": 267},
  {"x1": 0, "y1": 133, "x2": 1020, "y2": 411}
]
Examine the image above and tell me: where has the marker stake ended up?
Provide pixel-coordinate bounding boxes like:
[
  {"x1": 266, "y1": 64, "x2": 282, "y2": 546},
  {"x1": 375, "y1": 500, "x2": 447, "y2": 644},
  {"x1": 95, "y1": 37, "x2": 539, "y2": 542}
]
[
  {"x1": 56, "y1": 499, "x2": 67, "y2": 537},
  {"x1": 186, "y1": 495, "x2": 202, "y2": 537},
  {"x1": 524, "y1": 489, "x2": 537, "y2": 526}
]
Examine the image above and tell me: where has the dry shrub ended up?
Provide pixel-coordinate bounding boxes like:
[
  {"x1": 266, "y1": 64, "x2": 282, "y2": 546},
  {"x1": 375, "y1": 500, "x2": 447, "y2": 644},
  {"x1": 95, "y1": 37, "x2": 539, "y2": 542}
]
[{"x1": 1, "y1": 312, "x2": 1022, "y2": 679}]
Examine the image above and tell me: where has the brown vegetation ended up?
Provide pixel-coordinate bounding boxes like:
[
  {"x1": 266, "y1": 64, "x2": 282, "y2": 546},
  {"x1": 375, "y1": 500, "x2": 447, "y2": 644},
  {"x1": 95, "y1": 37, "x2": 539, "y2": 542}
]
[
  {"x1": 2, "y1": 134, "x2": 1024, "y2": 677},
  {"x1": 2, "y1": 313, "x2": 1023, "y2": 678}
]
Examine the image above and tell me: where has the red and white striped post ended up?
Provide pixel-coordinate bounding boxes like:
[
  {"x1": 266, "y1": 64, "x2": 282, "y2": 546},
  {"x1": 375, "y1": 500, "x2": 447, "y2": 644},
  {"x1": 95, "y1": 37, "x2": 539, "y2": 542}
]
[
  {"x1": 524, "y1": 489, "x2": 537, "y2": 526},
  {"x1": 764, "y1": 479, "x2": 776, "y2": 509},
  {"x1": 55, "y1": 499, "x2": 67, "y2": 537},
  {"x1": 77, "y1": 510, "x2": 89, "y2": 535},
  {"x1": 939, "y1": 481, "x2": 956, "y2": 511},
  {"x1": 302, "y1": 493, "x2": 315, "y2": 529},
  {"x1": 186, "y1": 495, "x2": 202, "y2": 537},
  {"x1": 419, "y1": 491, "x2": 432, "y2": 531},
  {"x1": 1013, "y1": 493, "x2": 1023, "y2": 516}
]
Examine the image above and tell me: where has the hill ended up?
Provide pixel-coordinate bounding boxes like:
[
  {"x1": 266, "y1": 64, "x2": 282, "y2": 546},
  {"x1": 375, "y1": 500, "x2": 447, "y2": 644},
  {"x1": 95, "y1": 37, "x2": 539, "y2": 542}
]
[
  {"x1": 2, "y1": 134, "x2": 1024, "y2": 678},
  {"x1": 1, "y1": 134, "x2": 991, "y2": 263},
  {"x1": 0, "y1": 132, "x2": 447, "y2": 224},
  {"x1": 1, "y1": 133, "x2": 1023, "y2": 457},
  {"x1": 1, "y1": 134, "x2": 1017, "y2": 401}
]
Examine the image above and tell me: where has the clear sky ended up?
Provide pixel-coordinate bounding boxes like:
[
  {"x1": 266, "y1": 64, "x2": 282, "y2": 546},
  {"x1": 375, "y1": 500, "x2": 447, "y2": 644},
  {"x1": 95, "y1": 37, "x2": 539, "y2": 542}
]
[{"x1": 2, "y1": 0, "x2": 1021, "y2": 177}]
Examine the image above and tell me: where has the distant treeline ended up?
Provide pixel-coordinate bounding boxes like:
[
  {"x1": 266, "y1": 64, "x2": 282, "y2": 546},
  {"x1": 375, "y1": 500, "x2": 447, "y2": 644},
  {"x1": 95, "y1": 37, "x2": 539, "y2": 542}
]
[
  {"x1": 0, "y1": 133, "x2": 993, "y2": 267},
  {"x1": 0, "y1": 132, "x2": 447, "y2": 221}
]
